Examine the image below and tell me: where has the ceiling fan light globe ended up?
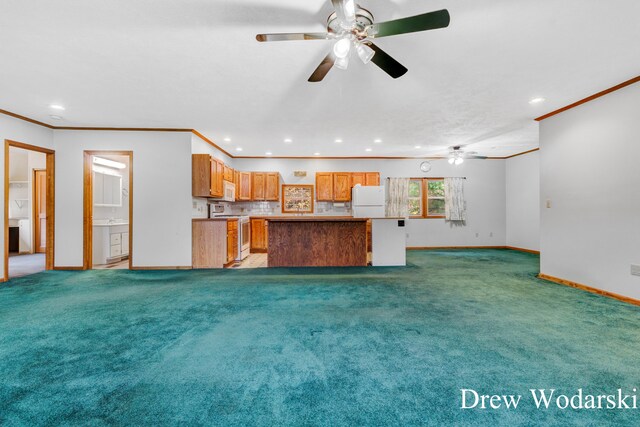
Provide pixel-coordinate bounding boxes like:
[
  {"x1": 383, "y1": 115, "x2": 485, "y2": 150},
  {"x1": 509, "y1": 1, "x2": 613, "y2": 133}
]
[
  {"x1": 333, "y1": 38, "x2": 352, "y2": 59},
  {"x1": 335, "y1": 55, "x2": 350, "y2": 70},
  {"x1": 454, "y1": 158, "x2": 464, "y2": 166},
  {"x1": 356, "y1": 43, "x2": 375, "y2": 64},
  {"x1": 448, "y1": 157, "x2": 455, "y2": 165}
]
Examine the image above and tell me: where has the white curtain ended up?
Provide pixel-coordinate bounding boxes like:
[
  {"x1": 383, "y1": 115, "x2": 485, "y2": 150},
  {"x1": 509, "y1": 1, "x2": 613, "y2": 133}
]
[
  {"x1": 444, "y1": 177, "x2": 466, "y2": 221},
  {"x1": 386, "y1": 178, "x2": 410, "y2": 217}
]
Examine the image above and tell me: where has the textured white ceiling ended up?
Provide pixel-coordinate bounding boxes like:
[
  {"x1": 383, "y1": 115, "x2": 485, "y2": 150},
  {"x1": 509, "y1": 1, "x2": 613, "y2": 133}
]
[{"x1": 0, "y1": 0, "x2": 639, "y2": 157}]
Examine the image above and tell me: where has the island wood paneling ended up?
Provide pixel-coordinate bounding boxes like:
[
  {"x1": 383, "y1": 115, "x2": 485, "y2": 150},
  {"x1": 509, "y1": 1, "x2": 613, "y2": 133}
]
[{"x1": 268, "y1": 219, "x2": 367, "y2": 267}]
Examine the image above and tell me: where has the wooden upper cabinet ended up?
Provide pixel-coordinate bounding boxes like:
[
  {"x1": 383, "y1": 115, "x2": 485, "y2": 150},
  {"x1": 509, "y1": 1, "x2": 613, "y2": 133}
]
[
  {"x1": 265, "y1": 173, "x2": 279, "y2": 201},
  {"x1": 223, "y1": 165, "x2": 234, "y2": 182},
  {"x1": 192, "y1": 154, "x2": 212, "y2": 197},
  {"x1": 234, "y1": 169, "x2": 240, "y2": 187},
  {"x1": 351, "y1": 172, "x2": 365, "y2": 187},
  {"x1": 238, "y1": 172, "x2": 252, "y2": 200},
  {"x1": 252, "y1": 172, "x2": 266, "y2": 200},
  {"x1": 333, "y1": 172, "x2": 351, "y2": 201},
  {"x1": 316, "y1": 172, "x2": 333, "y2": 201},
  {"x1": 211, "y1": 158, "x2": 224, "y2": 198},
  {"x1": 365, "y1": 172, "x2": 380, "y2": 186}
]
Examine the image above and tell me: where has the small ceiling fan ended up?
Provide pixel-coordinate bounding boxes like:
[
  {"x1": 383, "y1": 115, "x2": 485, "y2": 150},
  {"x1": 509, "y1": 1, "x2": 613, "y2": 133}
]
[
  {"x1": 256, "y1": 0, "x2": 450, "y2": 82},
  {"x1": 448, "y1": 146, "x2": 487, "y2": 165}
]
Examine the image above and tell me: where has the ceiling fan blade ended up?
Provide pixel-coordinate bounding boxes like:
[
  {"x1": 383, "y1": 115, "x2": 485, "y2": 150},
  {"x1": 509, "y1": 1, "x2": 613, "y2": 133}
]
[
  {"x1": 308, "y1": 53, "x2": 335, "y2": 82},
  {"x1": 331, "y1": 0, "x2": 356, "y2": 26},
  {"x1": 256, "y1": 32, "x2": 331, "y2": 42},
  {"x1": 465, "y1": 155, "x2": 488, "y2": 159},
  {"x1": 368, "y1": 9, "x2": 450, "y2": 38},
  {"x1": 367, "y1": 43, "x2": 408, "y2": 79}
]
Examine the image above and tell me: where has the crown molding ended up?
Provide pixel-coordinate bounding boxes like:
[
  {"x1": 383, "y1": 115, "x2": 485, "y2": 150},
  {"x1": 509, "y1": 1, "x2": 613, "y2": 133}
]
[
  {"x1": 535, "y1": 75, "x2": 640, "y2": 122},
  {"x1": 0, "y1": 108, "x2": 536, "y2": 160}
]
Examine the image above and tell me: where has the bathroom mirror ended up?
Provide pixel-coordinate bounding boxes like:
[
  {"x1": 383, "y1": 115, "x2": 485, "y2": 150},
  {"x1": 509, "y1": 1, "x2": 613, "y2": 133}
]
[{"x1": 93, "y1": 171, "x2": 122, "y2": 207}]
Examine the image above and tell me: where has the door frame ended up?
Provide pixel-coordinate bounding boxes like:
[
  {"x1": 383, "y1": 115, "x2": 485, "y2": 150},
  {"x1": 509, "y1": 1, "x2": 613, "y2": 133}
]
[
  {"x1": 83, "y1": 150, "x2": 133, "y2": 270},
  {"x1": 3, "y1": 139, "x2": 55, "y2": 281},
  {"x1": 33, "y1": 168, "x2": 46, "y2": 254}
]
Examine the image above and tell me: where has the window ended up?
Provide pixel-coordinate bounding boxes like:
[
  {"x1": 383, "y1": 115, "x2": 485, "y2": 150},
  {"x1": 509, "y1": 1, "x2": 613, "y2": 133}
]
[
  {"x1": 426, "y1": 179, "x2": 445, "y2": 217},
  {"x1": 408, "y1": 179, "x2": 423, "y2": 217},
  {"x1": 408, "y1": 178, "x2": 445, "y2": 218}
]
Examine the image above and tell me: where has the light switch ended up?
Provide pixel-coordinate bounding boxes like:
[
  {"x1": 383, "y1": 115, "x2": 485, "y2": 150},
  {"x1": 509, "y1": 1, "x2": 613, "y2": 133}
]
[{"x1": 546, "y1": 200, "x2": 552, "y2": 208}]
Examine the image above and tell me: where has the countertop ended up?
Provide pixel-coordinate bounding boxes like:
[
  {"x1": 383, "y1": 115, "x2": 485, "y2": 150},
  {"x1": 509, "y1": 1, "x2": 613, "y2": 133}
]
[
  {"x1": 192, "y1": 217, "x2": 238, "y2": 222},
  {"x1": 265, "y1": 216, "x2": 368, "y2": 222}
]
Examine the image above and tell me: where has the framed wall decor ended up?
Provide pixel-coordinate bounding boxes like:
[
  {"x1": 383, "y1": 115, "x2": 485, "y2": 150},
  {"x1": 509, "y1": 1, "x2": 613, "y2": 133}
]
[{"x1": 281, "y1": 185, "x2": 314, "y2": 214}]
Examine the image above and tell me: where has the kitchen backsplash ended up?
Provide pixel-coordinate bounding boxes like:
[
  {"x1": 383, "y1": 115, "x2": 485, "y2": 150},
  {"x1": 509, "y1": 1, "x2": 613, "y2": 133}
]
[{"x1": 192, "y1": 198, "x2": 352, "y2": 217}]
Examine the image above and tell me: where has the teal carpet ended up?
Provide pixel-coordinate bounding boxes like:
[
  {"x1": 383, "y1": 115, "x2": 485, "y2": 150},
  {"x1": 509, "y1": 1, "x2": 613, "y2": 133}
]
[{"x1": 1, "y1": 250, "x2": 639, "y2": 426}]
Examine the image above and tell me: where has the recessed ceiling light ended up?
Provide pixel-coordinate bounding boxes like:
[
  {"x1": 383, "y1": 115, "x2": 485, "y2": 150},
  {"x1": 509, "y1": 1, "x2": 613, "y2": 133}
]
[
  {"x1": 365, "y1": 148, "x2": 372, "y2": 152},
  {"x1": 334, "y1": 139, "x2": 343, "y2": 143},
  {"x1": 265, "y1": 152, "x2": 272, "y2": 156},
  {"x1": 314, "y1": 152, "x2": 321, "y2": 156},
  {"x1": 529, "y1": 97, "x2": 546, "y2": 104},
  {"x1": 374, "y1": 139, "x2": 382, "y2": 144},
  {"x1": 415, "y1": 145, "x2": 422, "y2": 149},
  {"x1": 236, "y1": 147, "x2": 243, "y2": 152},
  {"x1": 49, "y1": 104, "x2": 65, "y2": 111},
  {"x1": 284, "y1": 138, "x2": 292, "y2": 143},
  {"x1": 223, "y1": 137, "x2": 231, "y2": 142},
  {"x1": 49, "y1": 115, "x2": 63, "y2": 121}
]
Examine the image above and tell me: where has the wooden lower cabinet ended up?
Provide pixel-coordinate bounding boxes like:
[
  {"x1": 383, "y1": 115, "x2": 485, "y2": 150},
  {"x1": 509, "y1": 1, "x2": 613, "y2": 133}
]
[
  {"x1": 250, "y1": 219, "x2": 268, "y2": 253},
  {"x1": 192, "y1": 220, "x2": 227, "y2": 268},
  {"x1": 226, "y1": 219, "x2": 238, "y2": 264}
]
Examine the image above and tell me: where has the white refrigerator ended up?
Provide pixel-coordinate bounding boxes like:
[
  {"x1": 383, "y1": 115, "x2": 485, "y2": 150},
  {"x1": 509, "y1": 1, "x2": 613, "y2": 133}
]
[{"x1": 352, "y1": 186, "x2": 385, "y2": 218}]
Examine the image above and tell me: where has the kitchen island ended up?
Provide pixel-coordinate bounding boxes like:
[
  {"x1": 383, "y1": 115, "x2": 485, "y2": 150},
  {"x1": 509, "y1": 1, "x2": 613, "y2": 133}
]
[{"x1": 267, "y1": 217, "x2": 368, "y2": 267}]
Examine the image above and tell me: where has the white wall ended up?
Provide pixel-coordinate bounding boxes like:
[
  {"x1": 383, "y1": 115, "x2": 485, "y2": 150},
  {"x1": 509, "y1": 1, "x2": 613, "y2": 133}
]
[
  {"x1": 232, "y1": 158, "x2": 507, "y2": 247},
  {"x1": 53, "y1": 130, "x2": 193, "y2": 267},
  {"x1": 0, "y1": 115, "x2": 53, "y2": 278},
  {"x1": 540, "y1": 82, "x2": 640, "y2": 299},
  {"x1": 506, "y1": 151, "x2": 540, "y2": 251}
]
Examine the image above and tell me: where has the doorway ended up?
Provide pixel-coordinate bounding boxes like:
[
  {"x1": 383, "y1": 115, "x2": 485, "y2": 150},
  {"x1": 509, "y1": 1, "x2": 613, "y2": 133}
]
[
  {"x1": 83, "y1": 151, "x2": 133, "y2": 270},
  {"x1": 3, "y1": 140, "x2": 55, "y2": 281}
]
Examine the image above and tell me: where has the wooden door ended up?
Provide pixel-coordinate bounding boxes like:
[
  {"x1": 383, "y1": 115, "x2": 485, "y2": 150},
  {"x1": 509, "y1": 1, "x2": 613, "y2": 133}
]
[
  {"x1": 315, "y1": 172, "x2": 333, "y2": 201},
  {"x1": 333, "y1": 172, "x2": 351, "y2": 201},
  {"x1": 252, "y1": 173, "x2": 266, "y2": 200},
  {"x1": 351, "y1": 172, "x2": 365, "y2": 187},
  {"x1": 34, "y1": 169, "x2": 47, "y2": 253},
  {"x1": 265, "y1": 173, "x2": 279, "y2": 201},
  {"x1": 234, "y1": 170, "x2": 240, "y2": 187},
  {"x1": 365, "y1": 172, "x2": 380, "y2": 186},
  {"x1": 239, "y1": 172, "x2": 252, "y2": 200}
]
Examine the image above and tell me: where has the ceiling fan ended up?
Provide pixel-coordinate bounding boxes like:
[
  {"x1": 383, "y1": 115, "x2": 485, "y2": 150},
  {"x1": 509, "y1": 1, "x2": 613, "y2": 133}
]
[
  {"x1": 447, "y1": 146, "x2": 487, "y2": 165},
  {"x1": 256, "y1": 0, "x2": 450, "y2": 82}
]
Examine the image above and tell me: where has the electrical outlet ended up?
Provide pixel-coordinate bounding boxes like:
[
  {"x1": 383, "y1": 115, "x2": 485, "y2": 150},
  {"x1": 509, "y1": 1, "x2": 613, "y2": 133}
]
[
  {"x1": 631, "y1": 265, "x2": 640, "y2": 277},
  {"x1": 546, "y1": 200, "x2": 552, "y2": 208},
  {"x1": 490, "y1": 232, "x2": 493, "y2": 237},
  {"x1": 475, "y1": 233, "x2": 479, "y2": 238}
]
